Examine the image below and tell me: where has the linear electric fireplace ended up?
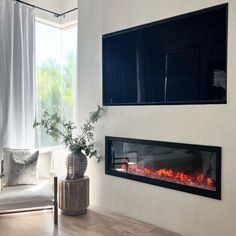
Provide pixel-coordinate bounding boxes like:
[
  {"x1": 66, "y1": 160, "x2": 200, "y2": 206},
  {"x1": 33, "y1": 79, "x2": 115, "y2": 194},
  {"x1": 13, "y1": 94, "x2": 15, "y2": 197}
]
[{"x1": 105, "y1": 137, "x2": 221, "y2": 199}]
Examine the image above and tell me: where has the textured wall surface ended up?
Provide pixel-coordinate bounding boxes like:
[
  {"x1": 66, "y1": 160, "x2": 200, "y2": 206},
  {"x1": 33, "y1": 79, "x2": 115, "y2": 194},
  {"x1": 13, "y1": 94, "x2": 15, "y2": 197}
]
[{"x1": 77, "y1": 1, "x2": 236, "y2": 235}]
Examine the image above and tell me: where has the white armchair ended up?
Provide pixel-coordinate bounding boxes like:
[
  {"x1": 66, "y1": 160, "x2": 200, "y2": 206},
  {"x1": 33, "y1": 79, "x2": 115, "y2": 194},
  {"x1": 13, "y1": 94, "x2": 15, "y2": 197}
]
[{"x1": 0, "y1": 148, "x2": 61, "y2": 222}]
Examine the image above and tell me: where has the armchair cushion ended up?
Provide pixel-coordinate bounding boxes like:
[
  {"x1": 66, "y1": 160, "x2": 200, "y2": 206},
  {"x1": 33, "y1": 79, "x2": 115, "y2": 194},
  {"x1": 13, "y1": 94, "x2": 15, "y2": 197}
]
[
  {"x1": 2, "y1": 148, "x2": 31, "y2": 187},
  {"x1": 2, "y1": 148, "x2": 53, "y2": 186},
  {"x1": 6, "y1": 151, "x2": 39, "y2": 186},
  {"x1": 35, "y1": 149, "x2": 52, "y2": 179},
  {"x1": 0, "y1": 180, "x2": 53, "y2": 211}
]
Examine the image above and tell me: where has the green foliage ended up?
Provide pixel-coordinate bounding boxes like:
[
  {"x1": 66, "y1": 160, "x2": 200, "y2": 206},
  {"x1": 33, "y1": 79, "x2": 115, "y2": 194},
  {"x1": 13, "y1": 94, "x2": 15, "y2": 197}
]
[
  {"x1": 33, "y1": 106, "x2": 104, "y2": 162},
  {"x1": 36, "y1": 51, "x2": 76, "y2": 147}
]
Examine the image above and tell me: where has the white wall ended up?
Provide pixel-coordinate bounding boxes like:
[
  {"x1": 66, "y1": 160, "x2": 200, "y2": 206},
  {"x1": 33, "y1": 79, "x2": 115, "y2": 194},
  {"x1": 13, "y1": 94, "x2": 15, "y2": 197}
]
[{"x1": 77, "y1": 0, "x2": 236, "y2": 235}]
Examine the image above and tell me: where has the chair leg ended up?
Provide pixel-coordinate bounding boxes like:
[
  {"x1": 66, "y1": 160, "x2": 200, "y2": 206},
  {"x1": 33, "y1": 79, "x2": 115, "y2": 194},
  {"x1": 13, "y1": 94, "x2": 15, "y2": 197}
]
[
  {"x1": 0, "y1": 160, "x2": 4, "y2": 192},
  {"x1": 54, "y1": 176, "x2": 58, "y2": 224}
]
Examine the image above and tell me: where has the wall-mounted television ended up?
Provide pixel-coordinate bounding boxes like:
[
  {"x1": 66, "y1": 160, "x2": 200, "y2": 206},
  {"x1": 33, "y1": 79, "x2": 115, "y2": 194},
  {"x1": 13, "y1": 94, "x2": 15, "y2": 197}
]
[{"x1": 102, "y1": 4, "x2": 227, "y2": 106}]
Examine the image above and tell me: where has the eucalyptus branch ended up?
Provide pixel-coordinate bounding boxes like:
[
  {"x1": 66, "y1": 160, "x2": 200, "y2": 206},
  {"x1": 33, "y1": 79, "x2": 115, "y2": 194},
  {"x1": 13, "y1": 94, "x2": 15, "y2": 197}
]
[{"x1": 33, "y1": 105, "x2": 104, "y2": 162}]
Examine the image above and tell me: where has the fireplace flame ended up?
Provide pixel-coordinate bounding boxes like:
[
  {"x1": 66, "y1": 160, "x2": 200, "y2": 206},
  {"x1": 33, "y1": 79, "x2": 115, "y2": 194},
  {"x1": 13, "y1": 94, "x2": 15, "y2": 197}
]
[{"x1": 124, "y1": 164, "x2": 215, "y2": 187}]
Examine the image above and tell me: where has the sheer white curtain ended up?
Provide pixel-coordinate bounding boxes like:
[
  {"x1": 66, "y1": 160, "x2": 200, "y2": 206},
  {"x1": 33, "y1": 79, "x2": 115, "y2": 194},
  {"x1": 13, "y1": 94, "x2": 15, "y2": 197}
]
[{"x1": 0, "y1": 0, "x2": 35, "y2": 149}]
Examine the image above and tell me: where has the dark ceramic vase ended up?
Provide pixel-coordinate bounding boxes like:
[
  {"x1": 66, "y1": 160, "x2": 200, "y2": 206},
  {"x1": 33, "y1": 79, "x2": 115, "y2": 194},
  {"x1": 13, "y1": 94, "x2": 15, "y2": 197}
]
[{"x1": 66, "y1": 151, "x2": 88, "y2": 180}]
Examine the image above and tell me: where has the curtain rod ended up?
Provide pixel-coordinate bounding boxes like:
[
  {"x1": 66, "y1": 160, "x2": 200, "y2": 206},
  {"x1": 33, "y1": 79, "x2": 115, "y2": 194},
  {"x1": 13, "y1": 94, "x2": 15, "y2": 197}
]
[{"x1": 15, "y1": 0, "x2": 78, "y2": 18}]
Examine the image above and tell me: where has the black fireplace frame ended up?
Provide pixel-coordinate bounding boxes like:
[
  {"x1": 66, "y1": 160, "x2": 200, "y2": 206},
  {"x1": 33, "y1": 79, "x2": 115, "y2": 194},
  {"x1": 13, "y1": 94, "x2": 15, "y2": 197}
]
[{"x1": 105, "y1": 136, "x2": 221, "y2": 200}]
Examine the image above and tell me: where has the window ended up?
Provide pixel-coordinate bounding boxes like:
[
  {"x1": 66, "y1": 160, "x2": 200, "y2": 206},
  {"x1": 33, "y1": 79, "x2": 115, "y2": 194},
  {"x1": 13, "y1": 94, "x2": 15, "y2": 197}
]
[{"x1": 35, "y1": 22, "x2": 77, "y2": 147}]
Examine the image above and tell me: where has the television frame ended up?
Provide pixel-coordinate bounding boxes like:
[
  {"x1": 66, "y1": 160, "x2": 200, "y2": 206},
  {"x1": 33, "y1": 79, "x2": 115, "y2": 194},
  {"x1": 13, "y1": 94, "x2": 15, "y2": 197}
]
[{"x1": 102, "y1": 3, "x2": 228, "y2": 106}]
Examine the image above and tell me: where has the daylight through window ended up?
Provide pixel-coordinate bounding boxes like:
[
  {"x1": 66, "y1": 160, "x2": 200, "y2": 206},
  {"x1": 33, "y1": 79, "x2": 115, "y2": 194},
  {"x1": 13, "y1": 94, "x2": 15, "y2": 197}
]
[{"x1": 35, "y1": 22, "x2": 77, "y2": 147}]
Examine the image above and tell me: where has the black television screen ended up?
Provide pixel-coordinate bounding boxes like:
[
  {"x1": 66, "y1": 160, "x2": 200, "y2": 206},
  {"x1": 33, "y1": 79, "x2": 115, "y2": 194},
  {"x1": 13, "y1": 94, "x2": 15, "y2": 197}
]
[{"x1": 102, "y1": 4, "x2": 227, "y2": 105}]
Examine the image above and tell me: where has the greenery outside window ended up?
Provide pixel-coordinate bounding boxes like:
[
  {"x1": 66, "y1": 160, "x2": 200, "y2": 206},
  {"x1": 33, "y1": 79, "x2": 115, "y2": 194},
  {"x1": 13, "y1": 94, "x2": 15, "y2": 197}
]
[{"x1": 35, "y1": 22, "x2": 77, "y2": 147}]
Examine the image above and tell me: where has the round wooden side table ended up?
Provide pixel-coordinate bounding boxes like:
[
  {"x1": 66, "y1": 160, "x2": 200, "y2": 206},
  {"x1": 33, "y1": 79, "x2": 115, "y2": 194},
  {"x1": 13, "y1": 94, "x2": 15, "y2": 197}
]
[{"x1": 59, "y1": 176, "x2": 89, "y2": 216}]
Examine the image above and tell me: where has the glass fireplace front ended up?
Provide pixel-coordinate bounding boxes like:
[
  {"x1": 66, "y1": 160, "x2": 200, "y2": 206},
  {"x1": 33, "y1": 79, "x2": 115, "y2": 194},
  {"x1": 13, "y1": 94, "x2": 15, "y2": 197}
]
[{"x1": 105, "y1": 137, "x2": 221, "y2": 199}]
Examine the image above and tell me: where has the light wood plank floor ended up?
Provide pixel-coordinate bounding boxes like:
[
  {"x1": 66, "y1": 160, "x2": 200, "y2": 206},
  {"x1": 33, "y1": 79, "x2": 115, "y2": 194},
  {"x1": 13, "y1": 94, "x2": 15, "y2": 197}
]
[{"x1": 0, "y1": 208, "x2": 181, "y2": 236}]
